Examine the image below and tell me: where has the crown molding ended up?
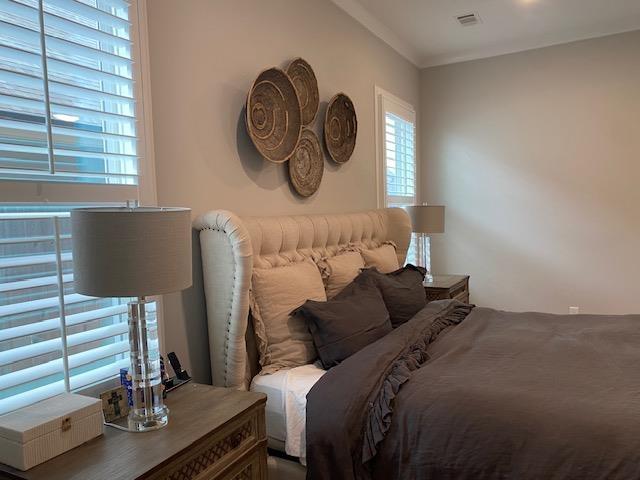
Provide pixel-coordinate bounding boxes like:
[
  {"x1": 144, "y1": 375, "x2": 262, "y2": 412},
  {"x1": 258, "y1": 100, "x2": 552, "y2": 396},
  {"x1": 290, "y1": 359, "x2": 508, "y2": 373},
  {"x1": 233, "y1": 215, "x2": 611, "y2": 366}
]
[
  {"x1": 330, "y1": 0, "x2": 421, "y2": 67},
  {"x1": 421, "y1": 26, "x2": 640, "y2": 68}
]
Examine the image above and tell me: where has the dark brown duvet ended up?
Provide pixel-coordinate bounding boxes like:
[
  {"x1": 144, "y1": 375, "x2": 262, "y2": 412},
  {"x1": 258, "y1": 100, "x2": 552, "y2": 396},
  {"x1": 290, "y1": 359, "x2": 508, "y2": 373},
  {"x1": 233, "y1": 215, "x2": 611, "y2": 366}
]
[{"x1": 306, "y1": 300, "x2": 640, "y2": 480}]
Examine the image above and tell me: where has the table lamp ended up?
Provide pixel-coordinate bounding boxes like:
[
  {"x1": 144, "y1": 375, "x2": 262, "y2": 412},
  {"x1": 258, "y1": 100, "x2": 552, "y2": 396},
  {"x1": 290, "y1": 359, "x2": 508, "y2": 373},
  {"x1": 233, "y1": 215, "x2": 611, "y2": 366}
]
[
  {"x1": 71, "y1": 206, "x2": 192, "y2": 431},
  {"x1": 404, "y1": 205, "x2": 445, "y2": 284}
]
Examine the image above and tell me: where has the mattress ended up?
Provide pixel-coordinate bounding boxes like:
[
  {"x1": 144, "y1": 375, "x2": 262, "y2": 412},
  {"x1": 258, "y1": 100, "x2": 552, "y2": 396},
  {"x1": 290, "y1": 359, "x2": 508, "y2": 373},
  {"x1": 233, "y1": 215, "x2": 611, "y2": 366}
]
[{"x1": 250, "y1": 362, "x2": 325, "y2": 462}]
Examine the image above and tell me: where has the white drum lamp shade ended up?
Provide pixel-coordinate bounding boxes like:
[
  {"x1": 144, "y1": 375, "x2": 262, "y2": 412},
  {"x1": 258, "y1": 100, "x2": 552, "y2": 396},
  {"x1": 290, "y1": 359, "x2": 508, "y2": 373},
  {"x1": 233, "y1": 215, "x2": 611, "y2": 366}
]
[
  {"x1": 404, "y1": 205, "x2": 445, "y2": 234},
  {"x1": 71, "y1": 207, "x2": 192, "y2": 297}
]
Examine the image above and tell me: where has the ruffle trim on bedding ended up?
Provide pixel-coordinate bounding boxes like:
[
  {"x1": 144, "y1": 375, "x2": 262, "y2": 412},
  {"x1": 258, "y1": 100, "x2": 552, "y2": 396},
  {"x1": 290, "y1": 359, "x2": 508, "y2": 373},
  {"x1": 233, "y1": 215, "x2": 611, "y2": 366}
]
[
  {"x1": 248, "y1": 289, "x2": 271, "y2": 369},
  {"x1": 361, "y1": 302, "x2": 475, "y2": 464}
]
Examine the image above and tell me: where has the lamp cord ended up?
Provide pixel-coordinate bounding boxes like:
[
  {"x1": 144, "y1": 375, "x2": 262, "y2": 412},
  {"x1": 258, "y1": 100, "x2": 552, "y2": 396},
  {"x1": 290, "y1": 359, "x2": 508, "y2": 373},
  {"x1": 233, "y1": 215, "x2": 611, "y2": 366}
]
[{"x1": 104, "y1": 421, "x2": 143, "y2": 433}]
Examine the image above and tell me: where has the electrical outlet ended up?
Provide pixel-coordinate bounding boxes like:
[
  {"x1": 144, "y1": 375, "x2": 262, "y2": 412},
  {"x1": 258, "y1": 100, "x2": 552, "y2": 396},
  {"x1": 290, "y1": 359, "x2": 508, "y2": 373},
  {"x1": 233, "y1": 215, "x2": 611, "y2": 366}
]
[{"x1": 569, "y1": 306, "x2": 579, "y2": 315}]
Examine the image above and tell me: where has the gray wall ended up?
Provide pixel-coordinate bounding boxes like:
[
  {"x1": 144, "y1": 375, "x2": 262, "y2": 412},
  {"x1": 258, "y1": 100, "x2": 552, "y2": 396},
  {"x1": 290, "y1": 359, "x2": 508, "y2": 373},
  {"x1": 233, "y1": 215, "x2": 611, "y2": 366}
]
[
  {"x1": 146, "y1": 0, "x2": 420, "y2": 381},
  {"x1": 420, "y1": 30, "x2": 640, "y2": 315}
]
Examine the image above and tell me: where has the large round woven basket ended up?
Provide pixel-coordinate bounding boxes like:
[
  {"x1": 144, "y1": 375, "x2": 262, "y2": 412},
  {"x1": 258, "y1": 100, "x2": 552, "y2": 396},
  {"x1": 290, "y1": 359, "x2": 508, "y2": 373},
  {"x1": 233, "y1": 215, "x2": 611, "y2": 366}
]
[
  {"x1": 324, "y1": 93, "x2": 357, "y2": 164},
  {"x1": 246, "y1": 68, "x2": 302, "y2": 164},
  {"x1": 286, "y1": 58, "x2": 319, "y2": 126},
  {"x1": 288, "y1": 128, "x2": 324, "y2": 197}
]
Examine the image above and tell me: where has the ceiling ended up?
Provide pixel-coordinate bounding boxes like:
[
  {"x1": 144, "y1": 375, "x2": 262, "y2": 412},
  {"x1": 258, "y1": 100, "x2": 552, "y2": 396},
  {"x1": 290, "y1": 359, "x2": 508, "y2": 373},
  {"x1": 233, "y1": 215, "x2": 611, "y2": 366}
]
[{"x1": 331, "y1": 0, "x2": 640, "y2": 67}]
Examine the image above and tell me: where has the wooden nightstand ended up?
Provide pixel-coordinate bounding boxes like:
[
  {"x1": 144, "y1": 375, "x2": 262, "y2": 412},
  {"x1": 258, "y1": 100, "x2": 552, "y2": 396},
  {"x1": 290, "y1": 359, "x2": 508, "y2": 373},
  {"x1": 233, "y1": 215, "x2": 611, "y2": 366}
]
[
  {"x1": 424, "y1": 275, "x2": 470, "y2": 304},
  {"x1": 0, "y1": 383, "x2": 267, "y2": 480}
]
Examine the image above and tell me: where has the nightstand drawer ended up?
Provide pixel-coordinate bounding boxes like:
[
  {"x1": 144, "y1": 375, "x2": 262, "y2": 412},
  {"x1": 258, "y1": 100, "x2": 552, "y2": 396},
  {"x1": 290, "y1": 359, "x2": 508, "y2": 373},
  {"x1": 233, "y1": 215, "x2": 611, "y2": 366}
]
[
  {"x1": 425, "y1": 289, "x2": 451, "y2": 302},
  {"x1": 450, "y1": 280, "x2": 468, "y2": 300},
  {"x1": 148, "y1": 405, "x2": 264, "y2": 480},
  {"x1": 454, "y1": 292, "x2": 470, "y2": 304},
  {"x1": 218, "y1": 445, "x2": 267, "y2": 480}
]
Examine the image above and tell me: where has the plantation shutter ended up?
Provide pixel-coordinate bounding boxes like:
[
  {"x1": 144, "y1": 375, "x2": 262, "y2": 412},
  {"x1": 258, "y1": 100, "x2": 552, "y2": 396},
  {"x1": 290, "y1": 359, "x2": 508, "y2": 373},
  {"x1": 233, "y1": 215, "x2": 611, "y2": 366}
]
[
  {"x1": 382, "y1": 99, "x2": 418, "y2": 264},
  {"x1": 0, "y1": 0, "x2": 138, "y2": 184},
  {"x1": 385, "y1": 112, "x2": 416, "y2": 207},
  {"x1": 0, "y1": 0, "x2": 142, "y2": 415}
]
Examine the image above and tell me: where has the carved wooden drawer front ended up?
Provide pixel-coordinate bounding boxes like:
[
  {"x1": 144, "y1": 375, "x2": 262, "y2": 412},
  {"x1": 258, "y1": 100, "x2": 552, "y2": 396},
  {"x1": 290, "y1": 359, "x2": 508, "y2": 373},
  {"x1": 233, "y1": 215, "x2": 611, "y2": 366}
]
[
  {"x1": 450, "y1": 281, "x2": 468, "y2": 300},
  {"x1": 425, "y1": 289, "x2": 450, "y2": 302},
  {"x1": 455, "y1": 293, "x2": 470, "y2": 304},
  {"x1": 220, "y1": 448, "x2": 266, "y2": 480},
  {"x1": 148, "y1": 407, "x2": 263, "y2": 480}
]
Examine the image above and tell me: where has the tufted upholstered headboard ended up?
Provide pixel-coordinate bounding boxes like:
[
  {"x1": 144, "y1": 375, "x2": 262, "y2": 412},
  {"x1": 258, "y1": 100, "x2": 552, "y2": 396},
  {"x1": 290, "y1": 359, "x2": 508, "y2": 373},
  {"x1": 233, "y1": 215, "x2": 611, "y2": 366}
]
[{"x1": 193, "y1": 208, "x2": 412, "y2": 389}]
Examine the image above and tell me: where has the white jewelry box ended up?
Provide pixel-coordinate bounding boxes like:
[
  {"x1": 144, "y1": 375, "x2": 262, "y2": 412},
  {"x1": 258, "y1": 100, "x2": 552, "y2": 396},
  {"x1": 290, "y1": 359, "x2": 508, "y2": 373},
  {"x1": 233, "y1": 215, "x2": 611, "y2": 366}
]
[{"x1": 0, "y1": 393, "x2": 103, "y2": 471}]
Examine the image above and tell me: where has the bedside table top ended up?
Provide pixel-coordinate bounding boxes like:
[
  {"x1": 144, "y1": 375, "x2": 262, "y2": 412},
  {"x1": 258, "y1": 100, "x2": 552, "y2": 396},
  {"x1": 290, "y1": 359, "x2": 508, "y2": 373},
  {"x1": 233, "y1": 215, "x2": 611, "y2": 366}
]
[
  {"x1": 423, "y1": 275, "x2": 469, "y2": 289},
  {"x1": 0, "y1": 383, "x2": 266, "y2": 480}
]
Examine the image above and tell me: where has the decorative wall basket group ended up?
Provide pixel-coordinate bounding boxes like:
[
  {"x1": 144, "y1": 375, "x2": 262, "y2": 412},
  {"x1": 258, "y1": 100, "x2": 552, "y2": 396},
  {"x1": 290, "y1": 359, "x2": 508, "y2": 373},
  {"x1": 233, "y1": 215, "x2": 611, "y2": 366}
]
[{"x1": 245, "y1": 58, "x2": 357, "y2": 197}]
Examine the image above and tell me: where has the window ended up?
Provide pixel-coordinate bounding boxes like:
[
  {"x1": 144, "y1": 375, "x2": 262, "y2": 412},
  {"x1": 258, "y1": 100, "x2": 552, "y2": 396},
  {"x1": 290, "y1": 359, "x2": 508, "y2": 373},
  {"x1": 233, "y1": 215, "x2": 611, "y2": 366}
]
[
  {"x1": 0, "y1": 0, "x2": 139, "y2": 184},
  {"x1": 375, "y1": 87, "x2": 419, "y2": 264},
  {"x1": 0, "y1": 0, "x2": 152, "y2": 414}
]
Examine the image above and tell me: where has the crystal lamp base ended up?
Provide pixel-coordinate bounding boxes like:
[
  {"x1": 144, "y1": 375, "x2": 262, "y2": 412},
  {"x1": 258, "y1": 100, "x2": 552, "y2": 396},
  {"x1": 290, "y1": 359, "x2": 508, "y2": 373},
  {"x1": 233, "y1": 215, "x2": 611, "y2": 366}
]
[
  {"x1": 128, "y1": 404, "x2": 169, "y2": 432},
  {"x1": 126, "y1": 298, "x2": 168, "y2": 432},
  {"x1": 419, "y1": 233, "x2": 434, "y2": 285}
]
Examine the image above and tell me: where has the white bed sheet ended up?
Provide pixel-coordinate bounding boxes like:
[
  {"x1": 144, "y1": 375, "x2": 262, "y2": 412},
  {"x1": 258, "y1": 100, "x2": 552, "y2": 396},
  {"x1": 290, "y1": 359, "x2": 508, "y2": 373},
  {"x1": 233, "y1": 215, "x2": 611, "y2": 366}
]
[{"x1": 250, "y1": 362, "x2": 326, "y2": 462}]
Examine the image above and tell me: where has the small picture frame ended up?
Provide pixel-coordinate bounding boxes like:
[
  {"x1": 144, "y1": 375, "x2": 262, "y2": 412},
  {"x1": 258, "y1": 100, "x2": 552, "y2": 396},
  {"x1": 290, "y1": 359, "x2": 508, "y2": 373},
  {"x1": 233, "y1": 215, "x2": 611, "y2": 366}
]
[{"x1": 100, "y1": 385, "x2": 130, "y2": 422}]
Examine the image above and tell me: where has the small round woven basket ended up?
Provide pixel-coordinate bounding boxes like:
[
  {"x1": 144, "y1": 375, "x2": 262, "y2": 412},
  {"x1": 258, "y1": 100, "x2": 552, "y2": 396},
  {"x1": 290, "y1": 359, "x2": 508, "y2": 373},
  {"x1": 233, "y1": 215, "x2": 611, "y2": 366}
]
[
  {"x1": 288, "y1": 128, "x2": 324, "y2": 197},
  {"x1": 324, "y1": 93, "x2": 357, "y2": 164},
  {"x1": 246, "y1": 68, "x2": 302, "y2": 164},
  {"x1": 286, "y1": 58, "x2": 319, "y2": 126}
]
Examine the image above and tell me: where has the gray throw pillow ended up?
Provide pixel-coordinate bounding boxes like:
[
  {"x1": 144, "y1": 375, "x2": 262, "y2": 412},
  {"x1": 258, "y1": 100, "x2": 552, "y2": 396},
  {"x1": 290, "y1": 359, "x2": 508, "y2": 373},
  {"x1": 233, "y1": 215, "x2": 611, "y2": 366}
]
[
  {"x1": 356, "y1": 265, "x2": 427, "y2": 328},
  {"x1": 293, "y1": 278, "x2": 392, "y2": 369}
]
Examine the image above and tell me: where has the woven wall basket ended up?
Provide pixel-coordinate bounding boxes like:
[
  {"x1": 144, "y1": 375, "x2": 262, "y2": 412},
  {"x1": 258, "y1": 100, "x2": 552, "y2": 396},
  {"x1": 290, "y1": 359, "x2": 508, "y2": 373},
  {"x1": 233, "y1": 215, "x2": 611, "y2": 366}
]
[
  {"x1": 286, "y1": 58, "x2": 319, "y2": 126},
  {"x1": 324, "y1": 93, "x2": 357, "y2": 164},
  {"x1": 246, "y1": 68, "x2": 302, "y2": 164},
  {"x1": 288, "y1": 128, "x2": 324, "y2": 197}
]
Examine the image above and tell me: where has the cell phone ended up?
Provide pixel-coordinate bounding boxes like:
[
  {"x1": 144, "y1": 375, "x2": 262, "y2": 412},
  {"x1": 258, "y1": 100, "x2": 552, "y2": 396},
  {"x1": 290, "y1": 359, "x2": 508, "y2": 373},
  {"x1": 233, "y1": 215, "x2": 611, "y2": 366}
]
[{"x1": 167, "y1": 352, "x2": 191, "y2": 381}]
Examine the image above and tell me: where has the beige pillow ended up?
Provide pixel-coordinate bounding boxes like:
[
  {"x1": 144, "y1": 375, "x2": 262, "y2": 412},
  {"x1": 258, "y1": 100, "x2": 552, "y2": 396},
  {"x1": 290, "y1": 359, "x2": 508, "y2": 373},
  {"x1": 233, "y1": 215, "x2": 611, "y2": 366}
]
[
  {"x1": 317, "y1": 251, "x2": 365, "y2": 298},
  {"x1": 250, "y1": 259, "x2": 326, "y2": 374},
  {"x1": 361, "y1": 243, "x2": 399, "y2": 273}
]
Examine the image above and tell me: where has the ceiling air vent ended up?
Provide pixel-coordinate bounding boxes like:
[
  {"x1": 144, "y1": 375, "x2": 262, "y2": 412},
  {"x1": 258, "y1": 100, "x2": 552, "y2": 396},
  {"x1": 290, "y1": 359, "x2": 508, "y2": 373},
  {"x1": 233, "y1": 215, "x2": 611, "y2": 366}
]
[{"x1": 455, "y1": 13, "x2": 481, "y2": 26}]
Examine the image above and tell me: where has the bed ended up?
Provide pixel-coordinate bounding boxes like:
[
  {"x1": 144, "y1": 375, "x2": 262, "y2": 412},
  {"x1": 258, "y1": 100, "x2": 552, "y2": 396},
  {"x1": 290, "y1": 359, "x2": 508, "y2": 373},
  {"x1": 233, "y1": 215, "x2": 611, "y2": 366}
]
[
  {"x1": 194, "y1": 208, "x2": 640, "y2": 480},
  {"x1": 194, "y1": 208, "x2": 410, "y2": 473}
]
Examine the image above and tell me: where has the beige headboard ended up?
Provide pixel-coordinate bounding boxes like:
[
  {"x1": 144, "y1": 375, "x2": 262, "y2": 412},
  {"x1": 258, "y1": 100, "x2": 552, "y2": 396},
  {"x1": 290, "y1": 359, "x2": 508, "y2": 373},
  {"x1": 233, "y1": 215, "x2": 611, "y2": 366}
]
[{"x1": 193, "y1": 208, "x2": 412, "y2": 389}]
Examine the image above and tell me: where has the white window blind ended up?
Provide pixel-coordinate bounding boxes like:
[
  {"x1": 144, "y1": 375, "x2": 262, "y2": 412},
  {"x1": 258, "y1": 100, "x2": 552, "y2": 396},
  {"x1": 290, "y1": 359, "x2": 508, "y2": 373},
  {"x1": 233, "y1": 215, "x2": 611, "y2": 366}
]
[
  {"x1": 0, "y1": 0, "x2": 138, "y2": 184},
  {"x1": 0, "y1": 204, "x2": 131, "y2": 414},
  {"x1": 0, "y1": 0, "x2": 143, "y2": 414},
  {"x1": 377, "y1": 90, "x2": 419, "y2": 265},
  {"x1": 385, "y1": 112, "x2": 416, "y2": 207}
]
